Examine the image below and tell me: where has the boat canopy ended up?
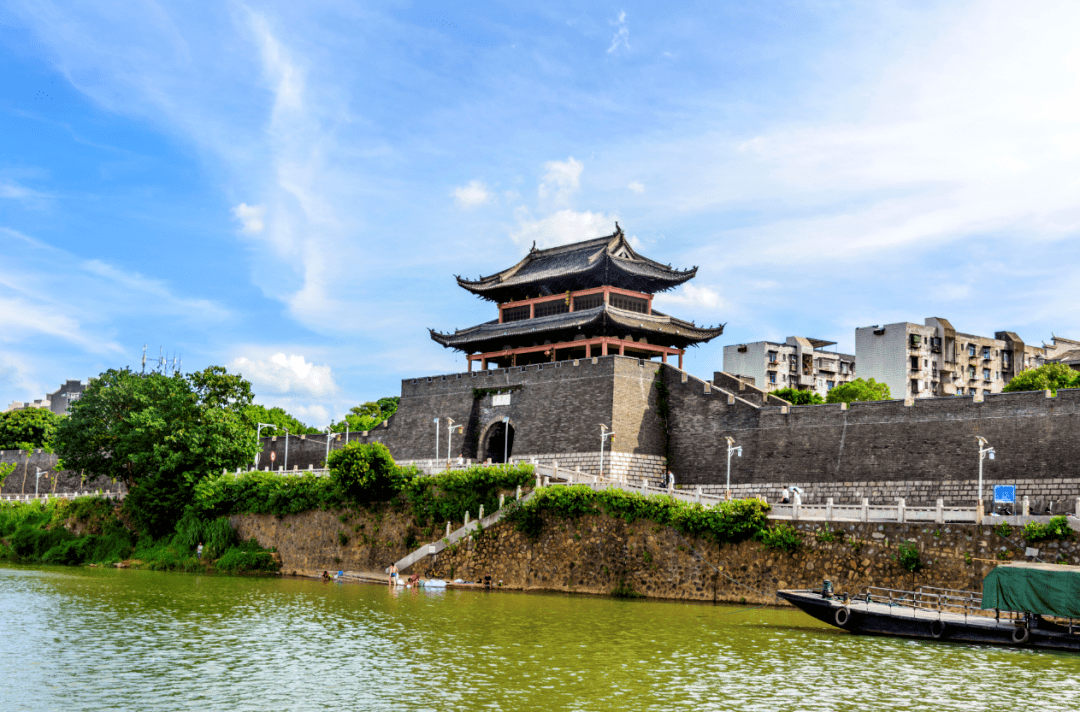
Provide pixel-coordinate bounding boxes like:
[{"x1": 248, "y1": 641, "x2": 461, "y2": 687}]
[{"x1": 981, "y1": 563, "x2": 1080, "y2": 619}]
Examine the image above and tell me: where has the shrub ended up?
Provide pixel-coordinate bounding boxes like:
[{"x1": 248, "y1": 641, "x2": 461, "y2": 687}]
[
  {"x1": 502, "y1": 485, "x2": 771, "y2": 544},
  {"x1": 894, "y1": 540, "x2": 923, "y2": 572},
  {"x1": 216, "y1": 539, "x2": 280, "y2": 574},
  {"x1": 1023, "y1": 516, "x2": 1075, "y2": 543},
  {"x1": 404, "y1": 463, "x2": 533, "y2": 527},
  {"x1": 757, "y1": 523, "x2": 801, "y2": 553},
  {"x1": 329, "y1": 442, "x2": 408, "y2": 504}
]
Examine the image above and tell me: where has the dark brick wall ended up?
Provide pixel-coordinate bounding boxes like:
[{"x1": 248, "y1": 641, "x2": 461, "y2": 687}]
[
  {"x1": 0, "y1": 449, "x2": 122, "y2": 495},
  {"x1": 666, "y1": 374, "x2": 1080, "y2": 500}
]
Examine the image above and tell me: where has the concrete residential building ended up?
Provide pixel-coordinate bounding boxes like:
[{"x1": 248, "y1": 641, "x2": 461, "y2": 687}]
[
  {"x1": 723, "y1": 336, "x2": 856, "y2": 398},
  {"x1": 4, "y1": 379, "x2": 88, "y2": 415},
  {"x1": 856, "y1": 319, "x2": 1076, "y2": 399}
]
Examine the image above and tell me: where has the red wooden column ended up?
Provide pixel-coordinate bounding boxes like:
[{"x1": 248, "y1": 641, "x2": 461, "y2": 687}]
[
  {"x1": 586, "y1": 343, "x2": 591, "y2": 358},
  {"x1": 602, "y1": 341, "x2": 608, "y2": 356},
  {"x1": 678, "y1": 352, "x2": 683, "y2": 369},
  {"x1": 662, "y1": 352, "x2": 668, "y2": 364},
  {"x1": 619, "y1": 342, "x2": 625, "y2": 356}
]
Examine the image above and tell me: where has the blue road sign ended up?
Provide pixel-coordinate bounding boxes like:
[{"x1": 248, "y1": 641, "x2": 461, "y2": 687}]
[{"x1": 994, "y1": 485, "x2": 1016, "y2": 504}]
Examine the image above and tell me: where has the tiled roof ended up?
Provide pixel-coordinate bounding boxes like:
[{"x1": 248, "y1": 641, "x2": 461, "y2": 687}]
[
  {"x1": 430, "y1": 304, "x2": 724, "y2": 352},
  {"x1": 456, "y1": 226, "x2": 696, "y2": 301}
]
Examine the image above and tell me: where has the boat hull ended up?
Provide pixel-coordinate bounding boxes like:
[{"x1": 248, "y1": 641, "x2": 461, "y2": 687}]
[{"x1": 778, "y1": 590, "x2": 1080, "y2": 653}]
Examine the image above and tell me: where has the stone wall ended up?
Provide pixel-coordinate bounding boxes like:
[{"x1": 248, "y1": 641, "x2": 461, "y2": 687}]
[
  {"x1": 402, "y1": 514, "x2": 1080, "y2": 605},
  {"x1": 231, "y1": 508, "x2": 417, "y2": 578},
  {"x1": 0, "y1": 448, "x2": 121, "y2": 495},
  {"x1": 665, "y1": 368, "x2": 1080, "y2": 504}
]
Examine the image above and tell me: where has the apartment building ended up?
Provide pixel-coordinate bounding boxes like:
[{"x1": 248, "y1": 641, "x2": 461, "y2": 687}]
[
  {"x1": 723, "y1": 336, "x2": 856, "y2": 398},
  {"x1": 856, "y1": 318, "x2": 1076, "y2": 399}
]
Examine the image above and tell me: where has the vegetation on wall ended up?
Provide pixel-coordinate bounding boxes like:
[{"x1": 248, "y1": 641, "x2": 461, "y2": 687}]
[
  {"x1": 825, "y1": 378, "x2": 891, "y2": 404},
  {"x1": 1003, "y1": 363, "x2": 1080, "y2": 395},
  {"x1": 1022, "y1": 516, "x2": 1075, "y2": 543},
  {"x1": 769, "y1": 388, "x2": 825, "y2": 406},
  {"x1": 329, "y1": 398, "x2": 400, "y2": 433},
  {"x1": 0, "y1": 407, "x2": 62, "y2": 451},
  {"x1": 501, "y1": 485, "x2": 781, "y2": 548},
  {"x1": 244, "y1": 405, "x2": 321, "y2": 436}
]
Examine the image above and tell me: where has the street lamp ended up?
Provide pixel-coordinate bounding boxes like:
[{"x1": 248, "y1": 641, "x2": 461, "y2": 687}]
[
  {"x1": 502, "y1": 416, "x2": 510, "y2": 464},
  {"x1": 283, "y1": 427, "x2": 290, "y2": 472},
  {"x1": 599, "y1": 424, "x2": 616, "y2": 479},
  {"x1": 446, "y1": 418, "x2": 461, "y2": 465},
  {"x1": 35, "y1": 467, "x2": 41, "y2": 498},
  {"x1": 324, "y1": 426, "x2": 336, "y2": 466},
  {"x1": 256, "y1": 422, "x2": 275, "y2": 467},
  {"x1": 725, "y1": 436, "x2": 742, "y2": 500},
  {"x1": 977, "y1": 436, "x2": 995, "y2": 516},
  {"x1": 434, "y1": 417, "x2": 440, "y2": 461}
]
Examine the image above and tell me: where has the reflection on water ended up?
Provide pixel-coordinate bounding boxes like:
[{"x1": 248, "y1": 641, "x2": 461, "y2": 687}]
[{"x1": 1, "y1": 565, "x2": 1079, "y2": 711}]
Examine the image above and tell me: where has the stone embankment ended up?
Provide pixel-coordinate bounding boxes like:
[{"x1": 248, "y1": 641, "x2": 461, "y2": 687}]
[{"x1": 234, "y1": 509, "x2": 1080, "y2": 603}]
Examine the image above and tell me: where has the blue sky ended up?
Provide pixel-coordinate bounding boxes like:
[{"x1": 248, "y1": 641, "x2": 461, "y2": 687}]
[{"x1": 2, "y1": 1, "x2": 1079, "y2": 426}]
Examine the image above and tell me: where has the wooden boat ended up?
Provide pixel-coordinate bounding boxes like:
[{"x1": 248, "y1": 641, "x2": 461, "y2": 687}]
[{"x1": 778, "y1": 563, "x2": 1080, "y2": 652}]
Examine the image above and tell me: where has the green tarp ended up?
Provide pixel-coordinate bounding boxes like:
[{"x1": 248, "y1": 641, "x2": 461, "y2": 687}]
[{"x1": 981, "y1": 563, "x2": 1080, "y2": 619}]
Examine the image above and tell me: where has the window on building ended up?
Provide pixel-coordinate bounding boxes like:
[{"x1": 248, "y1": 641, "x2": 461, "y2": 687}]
[
  {"x1": 502, "y1": 305, "x2": 531, "y2": 322},
  {"x1": 968, "y1": 344, "x2": 976, "y2": 357},
  {"x1": 982, "y1": 347, "x2": 991, "y2": 360},
  {"x1": 968, "y1": 366, "x2": 976, "y2": 379},
  {"x1": 911, "y1": 356, "x2": 920, "y2": 370},
  {"x1": 910, "y1": 379, "x2": 920, "y2": 393},
  {"x1": 957, "y1": 387, "x2": 964, "y2": 395},
  {"x1": 827, "y1": 380, "x2": 835, "y2": 390},
  {"x1": 534, "y1": 300, "x2": 570, "y2": 318},
  {"x1": 924, "y1": 358, "x2": 928, "y2": 367},
  {"x1": 768, "y1": 372, "x2": 777, "y2": 384},
  {"x1": 983, "y1": 368, "x2": 991, "y2": 381},
  {"x1": 572, "y1": 293, "x2": 603, "y2": 311},
  {"x1": 609, "y1": 294, "x2": 648, "y2": 313},
  {"x1": 767, "y1": 351, "x2": 778, "y2": 363}
]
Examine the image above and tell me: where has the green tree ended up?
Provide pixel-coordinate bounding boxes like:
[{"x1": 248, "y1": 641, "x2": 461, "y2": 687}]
[
  {"x1": 243, "y1": 405, "x2": 320, "y2": 436},
  {"x1": 1002, "y1": 363, "x2": 1080, "y2": 395},
  {"x1": 54, "y1": 367, "x2": 258, "y2": 537},
  {"x1": 0, "y1": 407, "x2": 62, "y2": 451},
  {"x1": 825, "y1": 378, "x2": 892, "y2": 404},
  {"x1": 329, "y1": 397, "x2": 400, "y2": 433},
  {"x1": 769, "y1": 388, "x2": 825, "y2": 406},
  {"x1": 327, "y1": 442, "x2": 408, "y2": 503}
]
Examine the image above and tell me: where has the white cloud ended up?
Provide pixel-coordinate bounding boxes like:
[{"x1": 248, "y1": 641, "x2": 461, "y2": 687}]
[
  {"x1": 231, "y1": 203, "x2": 266, "y2": 234},
  {"x1": 653, "y1": 284, "x2": 722, "y2": 310},
  {"x1": 0, "y1": 180, "x2": 44, "y2": 200},
  {"x1": 0, "y1": 296, "x2": 122, "y2": 354},
  {"x1": 538, "y1": 156, "x2": 583, "y2": 207},
  {"x1": 510, "y1": 208, "x2": 617, "y2": 248},
  {"x1": 230, "y1": 353, "x2": 338, "y2": 398},
  {"x1": 628, "y1": 181, "x2": 645, "y2": 194},
  {"x1": 452, "y1": 180, "x2": 492, "y2": 209},
  {"x1": 608, "y1": 11, "x2": 629, "y2": 54}
]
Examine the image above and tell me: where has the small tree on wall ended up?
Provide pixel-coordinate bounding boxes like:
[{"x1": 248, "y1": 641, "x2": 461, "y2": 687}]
[
  {"x1": 769, "y1": 388, "x2": 825, "y2": 406},
  {"x1": 825, "y1": 378, "x2": 891, "y2": 404}
]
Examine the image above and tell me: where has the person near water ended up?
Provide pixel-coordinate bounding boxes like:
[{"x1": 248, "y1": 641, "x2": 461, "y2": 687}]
[
  {"x1": 388, "y1": 563, "x2": 399, "y2": 586},
  {"x1": 780, "y1": 486, "x2": 790, "y2": 504},
  {"x1": 196, "y1": 542, "x2": 203, "y2": 559},
  {"x1": 665, "y1": 470, "x2": 675, "y2": 488}
]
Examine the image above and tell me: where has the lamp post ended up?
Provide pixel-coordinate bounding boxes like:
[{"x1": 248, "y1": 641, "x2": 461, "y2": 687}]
[
  {"x1": 256, "y1": 422, "x2": 275, "y2": 467},
  {"x1": 725, "y1": 436, "x2": 742, "y2": 500},
  {"x1": 434, "y1": 417, "x2": 440, "y2": 462},
  {"x1": 446, "y1": 418, "x2": 458, "y2": 465},
  {"x1": 977, "y1": 436, "x2": 995, "y2": 519},
  {"x1": 35, "y1": 468, "x2": 41, "y2": 498},
  {"x1": 283, "y1": 428, "x2": 290, "y2": 472},
  {"x1": 324, "y1": 426, "x2": 336, "y2": 466},
  {"x1": 502, "y1": 416, "x2": 510, "y2": 464},
  {"x1": 599, "y1": 424, "x2": 616, "y2": 479}
]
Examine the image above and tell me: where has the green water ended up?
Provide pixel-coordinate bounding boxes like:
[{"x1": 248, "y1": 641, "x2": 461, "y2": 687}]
[{"x1": 2, "y1": 566, "x2": 1078, "y2": 711}]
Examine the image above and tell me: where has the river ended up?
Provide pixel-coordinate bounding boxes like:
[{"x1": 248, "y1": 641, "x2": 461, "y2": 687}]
[{"x1": 1, "y1": 565, "x2": 1078, "y2": 711}]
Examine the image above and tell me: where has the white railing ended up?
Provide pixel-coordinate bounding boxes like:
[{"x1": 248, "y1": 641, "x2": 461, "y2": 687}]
[{"x1": 0, "y1": 490, "x2": 125, "y2": 502}]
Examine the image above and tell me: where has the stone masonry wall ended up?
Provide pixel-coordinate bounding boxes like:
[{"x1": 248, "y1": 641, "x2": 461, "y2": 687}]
[{"x1": 404, "y1": 514, "x2": 1080, "y2": 605}]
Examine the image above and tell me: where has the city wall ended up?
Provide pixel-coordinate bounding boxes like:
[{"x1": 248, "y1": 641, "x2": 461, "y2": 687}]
[
  {"x1": 663, "y1": 365, "x2": 1080, "y2": 505},
  {"x1": 0, "y1": 448, "x2": 122, "y2": 496}
]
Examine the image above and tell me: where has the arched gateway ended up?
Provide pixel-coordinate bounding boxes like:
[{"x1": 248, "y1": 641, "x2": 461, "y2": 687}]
[{"x1": 483, "y1": 421, "x2": 515, "y2": 463}]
